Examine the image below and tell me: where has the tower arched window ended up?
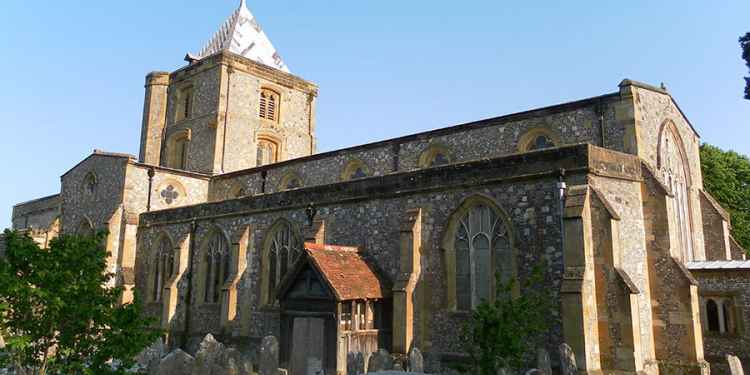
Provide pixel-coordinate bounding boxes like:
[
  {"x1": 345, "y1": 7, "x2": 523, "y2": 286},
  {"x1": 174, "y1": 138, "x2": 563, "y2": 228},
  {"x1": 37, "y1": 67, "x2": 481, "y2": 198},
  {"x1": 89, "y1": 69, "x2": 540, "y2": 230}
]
[
  {"x1": 264, "y1": 220, "x2": 302, "y2": 305},
  {"x1": 167, "y1": 131, "x2": 191, "y2": 170},
  {"x1": 153, "y1": 236, "x2": 175, "y2": 302},
  {"x1": 176, "y1": 86, "x2": 193, "y2": 122},
  {"x1": 203, "y1": 231, "x2": 230, "y2": 304},
  {"x1": 257, "y1": 139, "x2": 279, "y2": 167},
  {"x1": 259, "y1": 89, "x2": 280, "y2": 123},
  {"x1": 448, "y1": 199, "x2": 514, "y2": 311}
]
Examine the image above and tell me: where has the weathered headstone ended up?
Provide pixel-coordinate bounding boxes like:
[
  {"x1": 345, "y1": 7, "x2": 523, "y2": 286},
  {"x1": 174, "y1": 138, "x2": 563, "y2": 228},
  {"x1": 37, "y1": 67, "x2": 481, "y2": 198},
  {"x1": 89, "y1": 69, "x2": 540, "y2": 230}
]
[
  {"x1": 727, "y1": 354, "x2": 745, "y2": 375},
  {"x1": 191, "y1": 333, "x2": 226, "y2": 375},
  {"x1": 525, "y1": 369, "x2": 545, "y2": 375},
  {"x1": 408, "y1": 347, "x2": 424, "y2": 373},
  {"x1": 367, "y1": 349, "x2": 394, "y2": 373},
  {"x1": 136, "y1": 337, "x2": 165, "y2": 374},
  {"x1": 558, "y1": 343, "x2": 578, "y2": 375},
  {"x1": 536, "y1": 348, "x2": 552, "y2": 375},
  {"x1": 348, "y1": 351, "x2": 366, "y2": 375},
  {"x1": 157, "y1": 349, "x2": 196, "y2": 375},
  {"x1": 260, "y1": 336, "x2": 280, "y2": 375}
]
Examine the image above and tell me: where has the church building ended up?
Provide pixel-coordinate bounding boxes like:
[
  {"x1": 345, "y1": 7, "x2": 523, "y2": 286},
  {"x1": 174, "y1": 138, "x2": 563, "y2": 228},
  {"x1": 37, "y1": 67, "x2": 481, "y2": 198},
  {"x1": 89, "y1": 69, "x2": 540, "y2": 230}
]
[{"x1": 8, "y1": 1, "x2": 750, "y2": 374}]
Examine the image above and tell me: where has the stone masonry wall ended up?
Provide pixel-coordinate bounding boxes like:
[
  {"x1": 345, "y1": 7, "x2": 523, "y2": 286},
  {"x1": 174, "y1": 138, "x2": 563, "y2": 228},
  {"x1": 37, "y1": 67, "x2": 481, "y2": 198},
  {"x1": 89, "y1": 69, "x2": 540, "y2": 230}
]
[
  {"x1": 208, "y1": 93, "x2": 626, "y2": 202},
  {"x1": 692, "y1": 269, "x2": 750, "y2": 374},
  {"x1": 11, "y1": 194, "x2": 60, "y2": 231},
  {"x1": 633, "y1": 85, "x2": 706, "y2": 261},
  {"x1": 135, "y1": 145, "x2": 641, "y2": 371}
]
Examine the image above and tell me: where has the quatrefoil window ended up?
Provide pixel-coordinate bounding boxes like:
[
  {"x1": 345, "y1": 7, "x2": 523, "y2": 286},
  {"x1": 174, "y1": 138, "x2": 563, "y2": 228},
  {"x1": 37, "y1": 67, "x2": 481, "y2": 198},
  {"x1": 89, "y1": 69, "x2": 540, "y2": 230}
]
[{"x1": 161, "y1": 185, "x2": 180, "y2": 205}]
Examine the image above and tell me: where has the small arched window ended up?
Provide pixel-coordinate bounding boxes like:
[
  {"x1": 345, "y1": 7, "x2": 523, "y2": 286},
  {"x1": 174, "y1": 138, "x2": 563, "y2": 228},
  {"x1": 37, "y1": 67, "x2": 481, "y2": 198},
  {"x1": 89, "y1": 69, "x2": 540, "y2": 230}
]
[
  {"x1": 84, "y1": 172, "x2": 97, "y2": 194},
  {"x1": 176, "y1": 86, "x2": 193, "y2": 122},
  {"x1": 257, "y1": 139, "x2": 279, "y2": 167},
  {"x1": 167, "y1": 131, "x2": 191, "y2": 170},
  {"x1": 518, "y1": 129, "x2": 559, "y2": 152},
  {"x1": 265, "y1": 220, "x2": 302, "y2": 305},
  {"x1": 76, "y1": 218, "x2": 95, "y2": 237},
  {"x1": 418, "y1": 144, "x2": 452, "y2": 169},
  {"x1": 279, "y1": 173, "x2": 303, "y2": 191},
  {"x1": 705, "y1": 297, "x2": 737, "y2": 335},
  {"x1": 341, "y1": 160, "x2": 371, "y2": 181},
  {"x1": 260, "y1": 89, "x2": 280, "y2": 122},
  {"x1": 203, "y1": 231, "x2": 230, "y2": 304},
  {"x1": 153, "y1": 236, "x2": 175, "y2": 302}
]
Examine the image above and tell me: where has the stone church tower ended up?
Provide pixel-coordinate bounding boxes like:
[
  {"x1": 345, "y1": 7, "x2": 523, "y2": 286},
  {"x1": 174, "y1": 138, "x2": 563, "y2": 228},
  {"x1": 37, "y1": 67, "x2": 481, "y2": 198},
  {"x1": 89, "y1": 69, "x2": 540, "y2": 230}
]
[{"x1": 139, "y1": 0, "x2": 318, "y2": 175}]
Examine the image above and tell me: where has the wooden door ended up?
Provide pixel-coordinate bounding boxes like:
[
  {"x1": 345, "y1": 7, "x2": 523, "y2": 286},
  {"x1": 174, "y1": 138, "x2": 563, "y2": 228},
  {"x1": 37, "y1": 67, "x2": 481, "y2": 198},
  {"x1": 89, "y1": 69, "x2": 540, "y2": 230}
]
[{"x1": 291, "y1": 317, "x2": 326, "y2": 375}]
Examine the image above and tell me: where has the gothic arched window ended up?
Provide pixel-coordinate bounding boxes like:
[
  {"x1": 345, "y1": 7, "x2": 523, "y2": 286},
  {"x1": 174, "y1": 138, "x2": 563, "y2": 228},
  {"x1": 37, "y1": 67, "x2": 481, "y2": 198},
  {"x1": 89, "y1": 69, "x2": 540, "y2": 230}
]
[
  {"x1": 450, "y1": 200, "x2": 513, "y2": 311},
  {"x1": 257, "y1": 139, "x2": 279, "y2": 167},
  {"x1": 418, "y1": 144, "x2": 452, "y2": 169},
  {"x1": 176, "y1": 86, "x2": 193, "y2": 122},
  {"x1": 341, "y1": 159, "x2": 371, "y2": 181},
  {"x1": 706, "y1": 299, "x2": 720, "y2": 332},
  {"x1": 705, "y1": 297, "x2": 738, "y2": 335},
  {"x1": 264, "y1": 220, "x2": 302, "y2": 305},
  {"x1": 203, "y1": 231, "x2": 230, "y2": 304},
  {"x1": 260, "y1": 89, "x2": 280, "y2": 122},
  {"x1": 76, "y1": 218, "x2": 95, "y2": 237},
  {"x1": 167, "y1": 131, "x2": 191, "y2": 170},
  {"x1": 659, "y1": 124, "x2": 693, "y2": 262},
  {"x1": 153, "y1": 236, "x2": 175, "y2": 302},
  {"x1": 518, "y1": 129, "x2": 559, "y2": 152}
]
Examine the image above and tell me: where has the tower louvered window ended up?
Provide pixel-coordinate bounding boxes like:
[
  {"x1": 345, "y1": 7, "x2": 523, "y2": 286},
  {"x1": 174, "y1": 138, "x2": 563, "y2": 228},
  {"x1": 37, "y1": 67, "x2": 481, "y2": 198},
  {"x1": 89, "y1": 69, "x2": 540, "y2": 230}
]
[{"x1": 260, "y1": 89, "x2": 280, "y2": 122}]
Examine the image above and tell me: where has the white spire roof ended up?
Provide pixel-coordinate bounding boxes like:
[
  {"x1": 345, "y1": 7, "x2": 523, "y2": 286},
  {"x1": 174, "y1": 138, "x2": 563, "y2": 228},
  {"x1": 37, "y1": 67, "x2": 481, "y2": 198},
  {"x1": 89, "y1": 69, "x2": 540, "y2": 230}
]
[{"x1": 188, "y1": 0, "x2": 289, "y2": 72}]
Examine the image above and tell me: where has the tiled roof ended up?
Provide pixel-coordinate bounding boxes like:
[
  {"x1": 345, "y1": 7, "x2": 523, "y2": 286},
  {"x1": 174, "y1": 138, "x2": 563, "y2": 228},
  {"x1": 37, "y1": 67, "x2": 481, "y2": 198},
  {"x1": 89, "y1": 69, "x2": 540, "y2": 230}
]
[
  {"x1": 304, "y1": 243, "x2": 389, "y2": 301},
  {"x1": 686, "y1": 260, "x2": 750, "y2": 270}
]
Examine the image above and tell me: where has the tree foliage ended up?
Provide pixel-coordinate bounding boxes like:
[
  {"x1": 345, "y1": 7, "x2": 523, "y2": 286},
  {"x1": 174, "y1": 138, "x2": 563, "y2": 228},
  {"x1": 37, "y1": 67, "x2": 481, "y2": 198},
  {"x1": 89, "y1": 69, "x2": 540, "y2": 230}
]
[
  {"x1": 700, "y1": 144, "x2": 750, "y2": 251},
  {"x1": 742, "y1": 32, "x2": 750, "y2": 100},
  {"x1": 0, "y1": 230, "x2": 160, "y2": 375},
  {"x1": 453, "y1": 264, "x2": 551, "y2": 375}
]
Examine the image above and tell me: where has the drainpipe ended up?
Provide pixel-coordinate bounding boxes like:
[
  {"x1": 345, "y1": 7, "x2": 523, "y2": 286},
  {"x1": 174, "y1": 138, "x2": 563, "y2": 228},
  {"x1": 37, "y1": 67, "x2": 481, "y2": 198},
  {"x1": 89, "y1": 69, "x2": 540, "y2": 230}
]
[
  {"x1": 146, "y1": 167, "x2": 155, "y2": 212},
  {"x1": 557, "y1": 168, "x2": 568, "y2": 255},
  {"x1": 182, "y1": 220, "x2": 198, "y2": 349},
  {"x1": 597, "y1": 99, "x2": 606, "y2": 148}
]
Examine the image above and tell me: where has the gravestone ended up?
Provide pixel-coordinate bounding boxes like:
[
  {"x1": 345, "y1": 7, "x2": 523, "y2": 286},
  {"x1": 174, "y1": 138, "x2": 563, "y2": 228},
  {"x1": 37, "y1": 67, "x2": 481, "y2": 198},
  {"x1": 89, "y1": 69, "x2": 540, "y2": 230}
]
[
  {"x1": 558, "y1": 343, "x2": 578, "y2": 375},
  {"x1": 408, "y1": 347, "x2": 424, "y2": 373},
  {"x1": 191, "y1": 334, "x2": 225, "y2": 375},
  {"x1": 156, "y1": 349, "x2": 195, "y2": 375},
  {"x1": 525, "y1": 369, "x2": 545, "y2": 375},
  {"x1": 136, "y1": 337, "x2": 165, "y2": 374},
  {"x1": 536, "y1": 348, "x2": 552, "y2": 375},
  {"x1": 367, "y1": 349, "x2": 394, "y2": 373},
  {"x1": 260, "y1": 336, "x2": 280, "y2": 375},
  {"x1": 727, "y1": 354, "x2": 745, "y2": 375},
  {"x1": 348, "y1": 352, "x2": 365, "y2": 375}
]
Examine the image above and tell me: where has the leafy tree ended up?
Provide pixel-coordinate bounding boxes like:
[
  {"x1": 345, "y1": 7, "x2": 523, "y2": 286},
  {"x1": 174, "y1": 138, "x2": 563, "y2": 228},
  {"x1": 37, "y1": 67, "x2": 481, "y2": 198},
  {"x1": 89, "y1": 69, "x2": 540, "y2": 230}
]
[
  {"x1": 741, "y1": 32, "x2": 750, "y2": 100},
  {"x1": 453, "y1": 264, "x2": 551, "y2": 375},
  {"x1": 700, "y1": 144, "x2": 750, "y2": 251},
  {"x1": 0, "y1": 230, "x2": 160, "y2": 375}
]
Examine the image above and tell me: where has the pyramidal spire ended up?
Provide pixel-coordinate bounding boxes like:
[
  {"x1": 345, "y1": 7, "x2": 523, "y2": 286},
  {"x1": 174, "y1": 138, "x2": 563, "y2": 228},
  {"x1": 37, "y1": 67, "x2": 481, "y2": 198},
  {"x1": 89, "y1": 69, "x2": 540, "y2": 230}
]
[{"x1": 187, "y1": 0, "x2": 289, "y2": 72}]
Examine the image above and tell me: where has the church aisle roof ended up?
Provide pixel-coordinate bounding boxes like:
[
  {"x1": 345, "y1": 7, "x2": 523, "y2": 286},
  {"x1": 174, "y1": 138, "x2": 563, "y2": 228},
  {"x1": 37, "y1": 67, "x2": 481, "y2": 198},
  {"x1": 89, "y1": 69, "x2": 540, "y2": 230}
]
[
  {"x1": 188, "y1": 0, "x2": 289, "y2": 72},
  {"x1": 687, "y1": 260, "x2": 750, "y2": 270}
]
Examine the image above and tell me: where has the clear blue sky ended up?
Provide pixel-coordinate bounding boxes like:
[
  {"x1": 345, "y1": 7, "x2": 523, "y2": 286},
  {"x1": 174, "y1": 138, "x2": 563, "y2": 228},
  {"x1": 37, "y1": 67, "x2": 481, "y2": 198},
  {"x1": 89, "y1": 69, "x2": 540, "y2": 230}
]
[{"x1": 1, "y1": 1, "x2": 749, "y2": 230}]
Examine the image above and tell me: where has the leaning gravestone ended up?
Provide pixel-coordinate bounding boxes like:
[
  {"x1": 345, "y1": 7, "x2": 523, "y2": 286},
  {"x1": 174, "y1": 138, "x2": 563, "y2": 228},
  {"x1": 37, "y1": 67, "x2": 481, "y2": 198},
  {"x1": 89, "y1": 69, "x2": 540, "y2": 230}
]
[
  {"x1": 348, "y1": 352, "x2": 366, "y2": 375},
  {"x1": 367, "y1": 349, "x2": 394, "y2": 373},
  {"x1": 260, "y1": 336, "x2": 280, "y2": 375},
  {"x1": 558, "y1": 343, "x2": 578, "y2": 375},
  {"x1": 157, "y1": 349, "x2": 195, "y2": 375},
  {"x1": 408, "y1": 347, "x2": 424, "y2": 373},
  {"x1": 727, "y1": 354, "x2": 745, "y2": 375},
  {"x1": 536, "y1": 348, "x2": 552, "y2": 375}
]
